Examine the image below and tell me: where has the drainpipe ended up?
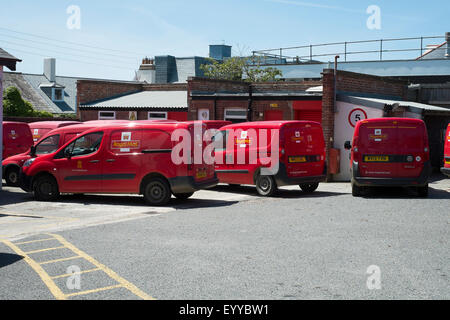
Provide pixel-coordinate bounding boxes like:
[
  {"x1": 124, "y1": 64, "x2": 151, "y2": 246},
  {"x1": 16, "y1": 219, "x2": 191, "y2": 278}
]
[
  {"x1": 334, "y1": 55, "x2": 339, "y2": 113},
  {"x1": 446, "y1": 32, "x2": 450, "y2": 57},
  {"x1": 247, "y1": 84, "x2": 253, "y2": 121}
]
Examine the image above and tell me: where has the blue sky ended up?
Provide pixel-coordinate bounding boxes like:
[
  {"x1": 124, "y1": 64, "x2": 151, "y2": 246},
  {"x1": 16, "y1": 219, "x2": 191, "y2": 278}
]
[{"x1": 1, "y1": 0, "x2": 448, "y2": 80}]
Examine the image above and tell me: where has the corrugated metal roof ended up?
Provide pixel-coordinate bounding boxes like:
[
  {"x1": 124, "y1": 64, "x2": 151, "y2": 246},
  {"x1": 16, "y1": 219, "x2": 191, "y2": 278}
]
[
  {"x1": 81, "y1": 90, "x2": 187, "y2": 109},
  {"x1": 338, "y1": 95, "x2": 450, "y2": 115}
]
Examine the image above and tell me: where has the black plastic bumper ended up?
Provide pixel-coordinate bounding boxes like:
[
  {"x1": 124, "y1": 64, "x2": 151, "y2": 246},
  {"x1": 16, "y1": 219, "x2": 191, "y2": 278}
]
[
  {"x1": 351, "y1": 161, "x2": 431, "y2": 187},
  {"x1": 273, "y1": 162, "x2": 327, "y2": 187},
  {"x1": 19, "y1": 170, "x2": 33, "y2": 192},
  {"x1": 169, "y1": 174, "x2": 219, "y2": 194},
  {"x1": 441, "y1": 167, "x2": 450, "y2": 177}
]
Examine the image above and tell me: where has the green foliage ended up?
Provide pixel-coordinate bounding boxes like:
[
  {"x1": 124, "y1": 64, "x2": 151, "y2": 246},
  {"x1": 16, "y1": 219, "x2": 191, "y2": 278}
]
[
  {"x1": 3, "y1": 86, "x2": 53, "y2": 118},
  {"x1": 200, "y1": 56, "x2": 283, "y2": 82}
]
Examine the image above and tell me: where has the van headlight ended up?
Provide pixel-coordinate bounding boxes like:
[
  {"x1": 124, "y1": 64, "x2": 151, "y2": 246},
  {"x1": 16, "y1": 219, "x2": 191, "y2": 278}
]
[{"x1": 23, "y1": 158, "x2": 36, "y2": 167}]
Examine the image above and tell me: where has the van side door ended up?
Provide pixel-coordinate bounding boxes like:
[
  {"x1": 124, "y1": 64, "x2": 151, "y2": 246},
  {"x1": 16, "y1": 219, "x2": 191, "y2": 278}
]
[
  {"x1": 101, "y1": 129, "x2": 143, "y2": 193},
  {"x1": 54, "y1": 131, "x2": 104, "y2": 193}
]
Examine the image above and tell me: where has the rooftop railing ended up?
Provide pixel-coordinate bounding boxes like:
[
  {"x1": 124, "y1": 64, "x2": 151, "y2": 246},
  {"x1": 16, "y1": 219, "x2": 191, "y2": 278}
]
[{"x1": 251, "y1": 36, "x2": 448, "y2": 65}]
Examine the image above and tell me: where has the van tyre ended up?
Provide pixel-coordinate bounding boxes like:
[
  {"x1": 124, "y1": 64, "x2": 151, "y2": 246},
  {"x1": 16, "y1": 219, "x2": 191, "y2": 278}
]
[
  {"x1": 417, "y1": 184, "x2": 428, "y2": 198},
  {"x1": 351, "y1": 182, "x2": 361, "y2": 197},
  {"x1": 255, "y1": 174, "x2": 277, "y2": 197},
  {"x1": 300, "y1": 182, "x2": 319, "y2": 193},
  {"x1": 173, "y1": 192, "x2": 194, "y2": 200},
  {"x1": 143, "y1": 178, "x2": 171, "y2": 206},
  {"x1": 33, "y1": 175, "x2": 60, "y2": 201},
  {"x1": 5, "y1": 167, "x2": 20, "y2": 187}
]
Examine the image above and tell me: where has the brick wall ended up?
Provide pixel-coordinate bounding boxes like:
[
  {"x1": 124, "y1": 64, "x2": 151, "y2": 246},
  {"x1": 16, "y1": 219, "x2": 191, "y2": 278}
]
[
  {"x1": 252, "y1": 81, "x2": 321, "y2": 93},
  {"x1": 335, "y1": 70, "x2": 407, "y2": 99},
  {"x1": 321, "y1": 69, "x2": 335, "y2": 180},
  {"x1": 77, "y1": 80, "x2": 143, "y2": 109},
  {"x1": 142, "y1": 83, "x2": 187, "y2": 91}
]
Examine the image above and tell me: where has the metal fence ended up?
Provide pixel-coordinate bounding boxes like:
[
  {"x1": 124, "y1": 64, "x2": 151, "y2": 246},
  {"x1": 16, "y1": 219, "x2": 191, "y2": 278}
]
[{"x1": 251, "y1": 36, "x2": 447, "y2": 65}]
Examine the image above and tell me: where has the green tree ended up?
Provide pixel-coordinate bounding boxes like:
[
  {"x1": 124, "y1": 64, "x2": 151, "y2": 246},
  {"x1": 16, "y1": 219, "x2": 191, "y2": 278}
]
[
  {"x1": 3, "y1": 86, "x2": 53, "y2": 118},
  {"x1": 200, "y1": 56, "x2": 282, "y2": 82}
]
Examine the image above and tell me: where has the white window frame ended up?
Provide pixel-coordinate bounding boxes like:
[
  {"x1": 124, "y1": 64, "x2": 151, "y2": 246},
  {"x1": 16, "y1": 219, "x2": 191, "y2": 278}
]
[
  {"x1": 98, "y1": 111, "x2": 116, "y2": 120},
  {"x1": 148, "y1": 111, "x2": 168, "y2": 120},
  {"x1": 224, "y1": 108, "x2": 247, "y2": 120},
  {"x1": 51, "y1": 88, "x2": 64, "y2": 102}
]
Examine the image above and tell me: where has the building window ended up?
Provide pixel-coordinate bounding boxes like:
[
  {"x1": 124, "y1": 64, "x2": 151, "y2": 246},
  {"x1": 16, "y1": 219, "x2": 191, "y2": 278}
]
[
  {"x1": 148, "y1": 112, "x2": 167, "y2": 120},
  {"x1": 224, "y1": 109, "x2": 247, "y2": 123},
  {"x1": 52, "y1": 88, "x2": 64, "y2": 101},
  {"x1": 98, "y1": 111, "x2": 116, "y2": 120}
]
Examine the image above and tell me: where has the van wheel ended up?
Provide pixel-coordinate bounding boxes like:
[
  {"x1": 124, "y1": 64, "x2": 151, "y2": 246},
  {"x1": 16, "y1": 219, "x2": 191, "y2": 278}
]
[
  {"x1": 300, "y1": 183, "x2": 319, "y2": 193},
  {"x1": 351, "y1": 182, "x2": 361, "y2": 197},
  {"x1": 255, "y1": 175, "x2": 277, "y2": 196},
  {"x1": 33, "y1": 175, "x2": 60, "y2": 201},
  {"x1": 5, "y1": 167, "x2": 20, "y2": 187},
  {"x1": 173, "y1": 192, "x2": 194, "y2": 200},
  {"x1": 417, "y1": 184, "x2": 428, "y2": 198},
  {"x1": 143, "y1": 178, "x2": 171, "y2": 206}
]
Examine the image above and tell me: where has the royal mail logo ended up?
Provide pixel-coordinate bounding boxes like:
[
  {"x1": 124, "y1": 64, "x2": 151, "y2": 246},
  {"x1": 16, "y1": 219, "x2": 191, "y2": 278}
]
[
  {"x1": 111, "y1": 140, "x2": 140, "y2": 149},
  {"x1": 8, "y1": 130, "x2": 17, "y2": 140},
  {"x1": 235, "y1": 138, "x2": 252, "y2": 145},
  {"x1": 369, "y1": 134, "x2": 388, "y2": 140}
]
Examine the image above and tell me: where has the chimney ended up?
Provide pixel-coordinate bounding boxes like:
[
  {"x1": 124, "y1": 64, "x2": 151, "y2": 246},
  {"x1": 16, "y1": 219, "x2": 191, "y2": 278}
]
[
  {"x1": 43, "y1": 58, "x2": 56, "y2": 82},
  {"x1": 446, "y1": 32, "x2": 450, "y2": 58},
  {"x1": 136, "y1": 57, "x2": 156, "y2": 83}
]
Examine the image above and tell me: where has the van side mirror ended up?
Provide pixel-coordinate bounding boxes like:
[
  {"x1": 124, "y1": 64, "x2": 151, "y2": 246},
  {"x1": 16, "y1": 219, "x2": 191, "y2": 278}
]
[
  {"x1": 30, "y1": 145, "x2": 37, "y2": 157},
  {"x1": 344, "y1": 141, "x2": 352, "y2": 150},
  {"x1": 64, "y1": 148, "x2": 72, "y2": 159}
]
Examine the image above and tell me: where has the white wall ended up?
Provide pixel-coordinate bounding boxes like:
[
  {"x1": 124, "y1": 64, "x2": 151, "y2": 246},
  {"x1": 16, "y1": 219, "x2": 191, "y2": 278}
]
[{"x1": 333, "y1": 101, "x2": 383, "y2": 181}]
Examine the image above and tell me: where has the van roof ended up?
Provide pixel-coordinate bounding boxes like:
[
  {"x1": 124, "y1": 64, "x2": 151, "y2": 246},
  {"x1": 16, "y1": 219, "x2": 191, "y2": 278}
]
[
  {"x1": 221, "y1": 120, "x2": 321, "y2": 130},
  {"x1": 357, "y1": 118, "x2": 425, "y2": 127},
  {"x1": 3, "y1": 121, "x2": 30, "y2": 126},
  {"x1": 29, "y1": 121, "x2": 81, "y2": 128}
]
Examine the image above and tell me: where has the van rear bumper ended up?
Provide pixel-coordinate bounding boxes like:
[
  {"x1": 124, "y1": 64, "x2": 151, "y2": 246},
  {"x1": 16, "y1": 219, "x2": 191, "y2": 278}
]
[
  {"x1": 352, "y1": 161, "x2": 431, "y2": 187},
  {"x1": 274, "y1": 163, "x2": 327, "y2": 187},
  {"x1": 169, "y1": 174, "x2": 219, "y2": 194},
  {"x1": 441, "y1": 167, "x2": 450, "y2": 177}
]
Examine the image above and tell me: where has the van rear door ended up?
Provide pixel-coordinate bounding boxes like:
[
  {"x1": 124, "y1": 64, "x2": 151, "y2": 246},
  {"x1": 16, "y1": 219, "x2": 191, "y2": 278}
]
[
  {"x1": 189, "y1": 123, "x2": 215, "y2": 183},
  {"x1": 284, "y1": 122, "x2": 325, "y2": 177},
  {"x1": 396, "y1": 121, "x2": 427, "y2": 178},
  {"x1": 358, "y1": 120, "x2": 398, "y2": 178}
]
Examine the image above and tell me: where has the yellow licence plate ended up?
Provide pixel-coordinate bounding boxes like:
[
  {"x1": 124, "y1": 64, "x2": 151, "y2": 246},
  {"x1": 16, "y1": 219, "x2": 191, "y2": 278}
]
[
  {"x1": 364, "y1": 156, "x2": 389, "y2": 162},
  {"x1": 289, "y1": 156, "x2": 307, "y2": 163},
  {"x1": 196, "y1": 170, "x2": 207, "y2": 179}
]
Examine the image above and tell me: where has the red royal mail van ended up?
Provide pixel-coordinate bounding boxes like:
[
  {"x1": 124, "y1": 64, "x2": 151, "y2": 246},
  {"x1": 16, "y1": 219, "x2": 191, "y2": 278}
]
[
  {"x1": 344, "y1": 118, "x2": 431, "y2": 197},
  {"x1": 441, "y1": 123, "x2": 450, "y2": 177},
  {"x1": 2, "y1": 122, "x2": 33, "y2": 160},
  {"x1": 214, "y1": 121, "x2": 327, "y2": 196},
  {"x1": 29, "y1": 121, "x2": 81, "y2": 143},
  {"x1": 2, "y1": 123, "x2": 101, "y2": 186},
  {"x1": 20, "y1": 122, "x2": 218, "y2": 205}
]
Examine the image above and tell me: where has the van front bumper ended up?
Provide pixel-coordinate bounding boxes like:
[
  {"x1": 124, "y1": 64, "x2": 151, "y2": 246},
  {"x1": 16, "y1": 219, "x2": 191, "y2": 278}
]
[
  {"x1": 19, "y1": 170, "x2": 33, "y2": 192},
  {"x1": 441, "y1": 167, "x2": 450, "y2": 177},
  {"x1": 351, "y1": 161, "x2": 431, "y2": 187},
  {"x1": 274, "y1": 163, "x2": 327, "y2": 187},
  {"x1": 169, "y1": 174, "x2": 219, "y2": 194}
]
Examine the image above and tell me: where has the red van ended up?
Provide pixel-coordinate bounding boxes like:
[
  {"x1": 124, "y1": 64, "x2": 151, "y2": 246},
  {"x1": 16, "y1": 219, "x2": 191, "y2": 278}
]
[
  {"x1": 2, "y1": 122, "x2": 33, "y2": 160},
  {"x1": 441, "y1": 123, "x2": 450, "y2": 177},
  {"x1": 20, "y1": 122, "x2": 218, "y2": 205},
  {"x1": 29, "y1": 121, "x2": 81, "y2": 142},
  {"x1": 214, "y1": 121, "x2": 327, "y2": 196},
  {"x1": 344, "y1": 118, "x2": 431, "y2": 197}
]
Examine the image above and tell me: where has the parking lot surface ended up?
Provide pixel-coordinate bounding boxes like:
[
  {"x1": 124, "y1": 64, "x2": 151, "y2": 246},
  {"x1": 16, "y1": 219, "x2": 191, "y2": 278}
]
[{"x1": 1, "y1": 176, "x2": 449, "y2": 299}]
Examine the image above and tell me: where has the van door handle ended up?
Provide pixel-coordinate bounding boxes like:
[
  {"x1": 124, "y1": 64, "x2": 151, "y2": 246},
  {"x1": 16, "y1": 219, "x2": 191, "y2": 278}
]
[
  {"x1": 89, "y1": 160, "x2": 100, "y2": 163},
  {"x1": 106, "y1": 159, "x2": 115, "y2": 162}
]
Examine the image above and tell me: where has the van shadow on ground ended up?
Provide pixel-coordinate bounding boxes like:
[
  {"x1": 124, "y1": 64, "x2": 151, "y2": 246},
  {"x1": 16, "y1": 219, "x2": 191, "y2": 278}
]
[
  {"x1": 0, "y1": 253, "x2": 24, "y2": 268},
  {"x1": 211, "y1": 184, "x2": 346, "y2": 199},
  {"x1": 360, "y1": 186, "x2": 450, "y2": 199}
]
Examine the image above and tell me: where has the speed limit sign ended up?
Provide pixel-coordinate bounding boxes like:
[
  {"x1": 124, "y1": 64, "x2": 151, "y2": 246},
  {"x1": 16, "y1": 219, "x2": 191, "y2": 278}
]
[{"x1": 348, "y1": 108, "x2": 368, "y2": 127}]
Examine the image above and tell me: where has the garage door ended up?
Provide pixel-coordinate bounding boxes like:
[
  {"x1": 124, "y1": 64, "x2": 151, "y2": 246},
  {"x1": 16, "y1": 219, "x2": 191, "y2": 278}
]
[{"x1": 293, "y1": 100, "x2": 322, "y2": 123}]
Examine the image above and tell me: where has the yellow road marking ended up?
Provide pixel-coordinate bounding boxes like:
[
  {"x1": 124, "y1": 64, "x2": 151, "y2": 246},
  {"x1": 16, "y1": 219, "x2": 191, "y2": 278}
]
[
  {"x1": 51, "y1": 268, "x2": 101, "y2": 279},
  {"x1": 1, "y1": 239, "x2": 67, "y2": 300},
  {"x1": 65, "y1": 284, "x2": 124, "y2": 298},
  {"x1": 24, "y1": 246, "x2": 66, "y2": 255},
  {"x1": 15, "y1": 238, "x2": 56, "y2": 245},
  {"x1": 39, "y1": 255, "x2": 81, "y2": 265},
  {"x1": 49, "y1": 233, "x2": 154, "y2": 300}
]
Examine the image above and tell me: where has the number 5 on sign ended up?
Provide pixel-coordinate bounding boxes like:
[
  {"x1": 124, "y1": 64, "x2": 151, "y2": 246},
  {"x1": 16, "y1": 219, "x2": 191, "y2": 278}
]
[{"x1": 348, "y1": 108, "x2": 368, "y2": 128}]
